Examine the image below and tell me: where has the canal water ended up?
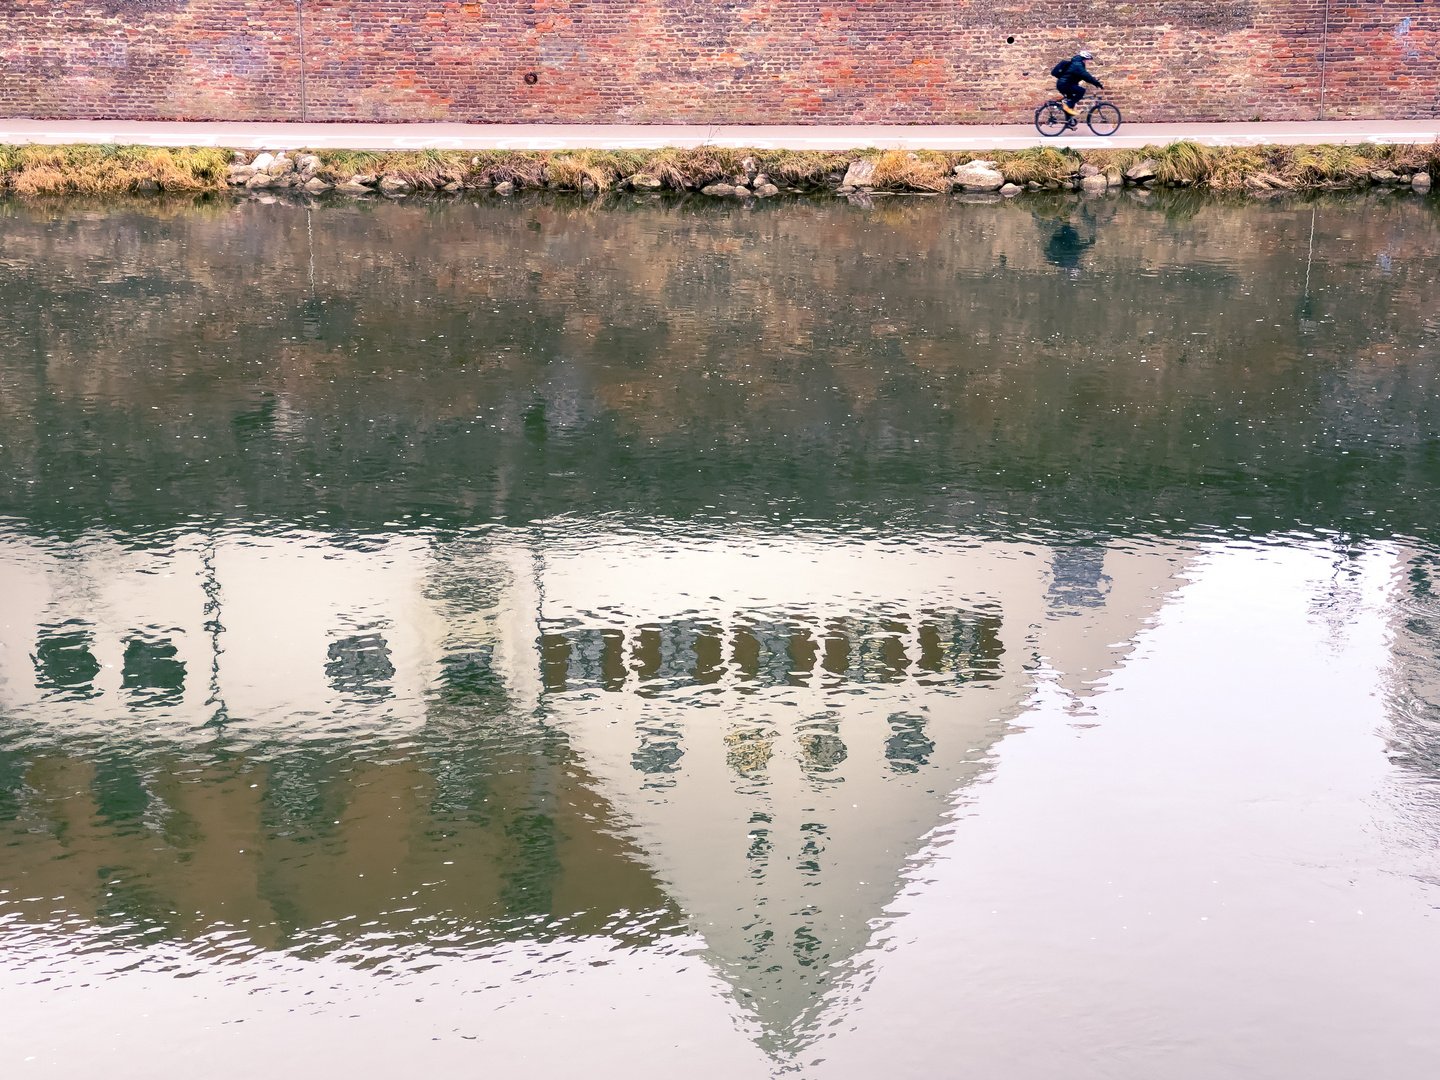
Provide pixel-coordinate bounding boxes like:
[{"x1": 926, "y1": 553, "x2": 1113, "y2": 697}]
[{"x1": 1, "y1": 190, "x2": 1439, "y2": 1078}]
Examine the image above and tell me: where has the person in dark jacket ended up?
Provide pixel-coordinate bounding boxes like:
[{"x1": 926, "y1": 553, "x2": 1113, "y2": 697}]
[{"x1": 1053, "y1": 51, "x2": 1103, "y2": 116}]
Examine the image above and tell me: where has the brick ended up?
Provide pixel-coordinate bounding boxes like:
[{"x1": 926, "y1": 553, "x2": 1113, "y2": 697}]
[{"x1": 0, "y1": 2, "x2": 1432, "y2": 122}]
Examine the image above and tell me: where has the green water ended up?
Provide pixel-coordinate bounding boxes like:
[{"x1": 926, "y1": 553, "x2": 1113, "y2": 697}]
[
  {"x1": 4, "y1": 191, "x2": 1438, "y2": 536},
  {"x1": 1, "y1": 190, "x2": 1439, "y2": 1078}
]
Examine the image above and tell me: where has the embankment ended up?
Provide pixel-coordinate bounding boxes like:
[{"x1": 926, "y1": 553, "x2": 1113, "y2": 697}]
[{"x1": 1, "y1": 142, "x2": 1436, "y2": 199}]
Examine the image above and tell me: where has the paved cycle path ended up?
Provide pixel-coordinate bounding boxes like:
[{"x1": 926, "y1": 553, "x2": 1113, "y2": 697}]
[{"x1": 1, "y1": 118, "x2": 1438, "y2": 152}]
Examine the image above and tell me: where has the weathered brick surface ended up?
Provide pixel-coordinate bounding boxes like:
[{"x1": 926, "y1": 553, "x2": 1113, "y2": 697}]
[{"x1": 0, "y1": 1, "x2": 1435, "y2": 123}]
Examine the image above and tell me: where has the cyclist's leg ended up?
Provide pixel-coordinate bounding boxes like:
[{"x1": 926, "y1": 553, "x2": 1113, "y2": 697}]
[{"x1": 1059, "y1": 83, "x2": 1084, "y2": 115}]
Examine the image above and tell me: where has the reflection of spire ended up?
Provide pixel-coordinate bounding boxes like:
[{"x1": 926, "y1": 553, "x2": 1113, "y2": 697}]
[
  {"x1": 526, "y1": 534, "x2": 1044, "y2": 1054},
  {"x1": 525, "y1": 527, "x2": 1196, "y2": 1056},
  {"x1": 543, "y1": 620, "x2": 1016, "y2": 1055}
]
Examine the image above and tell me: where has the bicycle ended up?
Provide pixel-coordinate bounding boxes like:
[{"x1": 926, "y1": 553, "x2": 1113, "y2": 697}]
[{"x1": 1034, "y1": 96, "x2": 1122, "y2": 137}]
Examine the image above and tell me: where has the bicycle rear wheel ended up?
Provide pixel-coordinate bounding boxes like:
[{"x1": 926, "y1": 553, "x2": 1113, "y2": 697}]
[
  {"x1": 1087, "y1": 102, "x2": 1122, "y2": 136},
  {"x1": 1035, "y1": 102, "x2": 1068, "y2": 137}
]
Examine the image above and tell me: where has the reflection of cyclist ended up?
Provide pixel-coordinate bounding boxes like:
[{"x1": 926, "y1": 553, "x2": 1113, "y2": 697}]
[
  {"x1": 1037, "y1": 207, "x2": 1098, "y2": 277},
  {"x1": 1052, "y1": 51, "x2": 1103, "y2": 116},
  {"x1": 1046, "y1": 222, "x2": 1092, "y2": 271}
]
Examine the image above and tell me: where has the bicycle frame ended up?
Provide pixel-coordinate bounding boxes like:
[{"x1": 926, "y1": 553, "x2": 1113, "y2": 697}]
[{"x1": 1035, "y1": 95, "x2": 1122, "y2": 137}]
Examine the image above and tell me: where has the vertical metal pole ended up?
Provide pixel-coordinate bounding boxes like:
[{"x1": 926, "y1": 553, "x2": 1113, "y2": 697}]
[
  {"x1": 1318, "y1": 0, "x2": 1332, "y2": 119},
  {"x1": 296, "y1": 0, "x2": 308, "y2": 122}
]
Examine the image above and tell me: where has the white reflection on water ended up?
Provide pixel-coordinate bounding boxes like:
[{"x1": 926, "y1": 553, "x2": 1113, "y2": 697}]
[
  {"x1": 0, "y1": 928, "x2": 771, "y2": 1079},
  {"x1": 3, "y1": 527, "x2": 1440, "y2": 1077},
  {"x1": 809, "y1": 538, "x2": 1440, "y2": 1079}
]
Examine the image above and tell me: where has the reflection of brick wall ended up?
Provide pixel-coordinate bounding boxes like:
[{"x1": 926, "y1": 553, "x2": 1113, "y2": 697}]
[{"x1": 0, "y1": 1, "x2": 1435, "y2": 123}]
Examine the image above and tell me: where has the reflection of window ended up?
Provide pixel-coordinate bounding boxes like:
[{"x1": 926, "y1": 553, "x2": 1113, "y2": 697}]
[
  {"x1": 121, "y1": 634, "x2": 185, "y2": 707},
  {"x1": 325, "y1": 632, "x2": 395, "y2": 700},
  {"x1": 33, "y1": 621, "x2": 102, "y2": 700},
  {"x1": 631, "y1": 725, "x2": 684, "y2": 778},
  {"x1": 540, "y1": 633, "x2": 571, "y2": 691},
  {"x1": 436, "y1": 647, "x2": 503, "y2": 707},
  {"x1": 798, "y1": 821, "x2": 826, "y2": 875},
  {"x1": 92, "y1": 757, "x2": 150, "y2": 833},
  {"x1": 793, "y1": 924, "x2": 827, "y2": 968},
  {"x1": 546, "y1": 610, "x2": 1006, "y2": 693},
  {"x1": 501, "y1": 811, "x2": 561, "y2": 917},
  {"x1": 1048, "y1": 547, "x2": 1112, "y2": 609},
  {"x1": 885, "y1": 712, "x2": 935, "y2": 773},
  {"x1": 724, "y1": 729, "x2": 774, "y2": 773},
  {"x1": 799, "y1": 731, "x2": 847, "y2": 772}
]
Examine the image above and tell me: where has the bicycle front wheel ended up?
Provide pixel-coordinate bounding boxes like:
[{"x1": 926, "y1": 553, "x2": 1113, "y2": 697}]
[
  {"x1": 1087, "y1": 102, "x2": 1122, "y2": 136},
  {"x1": 1035, "y1": 102, "x2": 1069, "y2": 137}
]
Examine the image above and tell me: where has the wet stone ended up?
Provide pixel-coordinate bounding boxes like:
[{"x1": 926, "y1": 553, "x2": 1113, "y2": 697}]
[
  {"x1": 841, "y1": 158, "x2": 878, "y2": 189},
  {"x1": 1125, "y1": 158, "x2": 1158, "y2": 184},
  {"x1": 953, "y1": 161, "x2": 1005, "y2": 192}
]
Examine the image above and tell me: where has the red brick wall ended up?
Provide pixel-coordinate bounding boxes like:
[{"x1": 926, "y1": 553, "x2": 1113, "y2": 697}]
[{"x1": 1, "y1": 1, "x2": 1435, "y2": 123}]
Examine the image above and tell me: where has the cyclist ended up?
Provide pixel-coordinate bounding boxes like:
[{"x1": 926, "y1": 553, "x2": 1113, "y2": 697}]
[{"x1": 1051, "y1": 51, "x2": 1103, "y2": 117}]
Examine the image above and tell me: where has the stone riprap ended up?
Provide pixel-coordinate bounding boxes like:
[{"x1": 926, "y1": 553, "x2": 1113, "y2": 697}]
[
  {"x1": 0, "y1": 2, "x2": 1436, "y2": 125},
  {"x1": 210, "y1": 147, "x2": 1440, "y2": 202}
]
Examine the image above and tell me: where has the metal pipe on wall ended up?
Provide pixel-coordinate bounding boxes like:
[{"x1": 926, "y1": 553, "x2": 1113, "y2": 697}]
[
  {"x1": 296, "y1": 0, "x2": 308, "y2": 122},
  {"x1": 1318, "y1": 0, "x2": 1332, "y2": 119}
]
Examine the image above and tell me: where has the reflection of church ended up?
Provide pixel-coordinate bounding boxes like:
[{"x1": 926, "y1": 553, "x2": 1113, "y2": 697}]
[{"x1": 0, "y1": 521, "x2": 1190, "y2": 1050}]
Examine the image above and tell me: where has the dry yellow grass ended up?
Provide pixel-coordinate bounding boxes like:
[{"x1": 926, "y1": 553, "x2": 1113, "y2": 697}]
[
  {"x1": 870, "y1": 149, "x2": 953, "y2": 191},
  {"x1": 0, "y1": 145, "x2": 232, "y2": 194}
]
